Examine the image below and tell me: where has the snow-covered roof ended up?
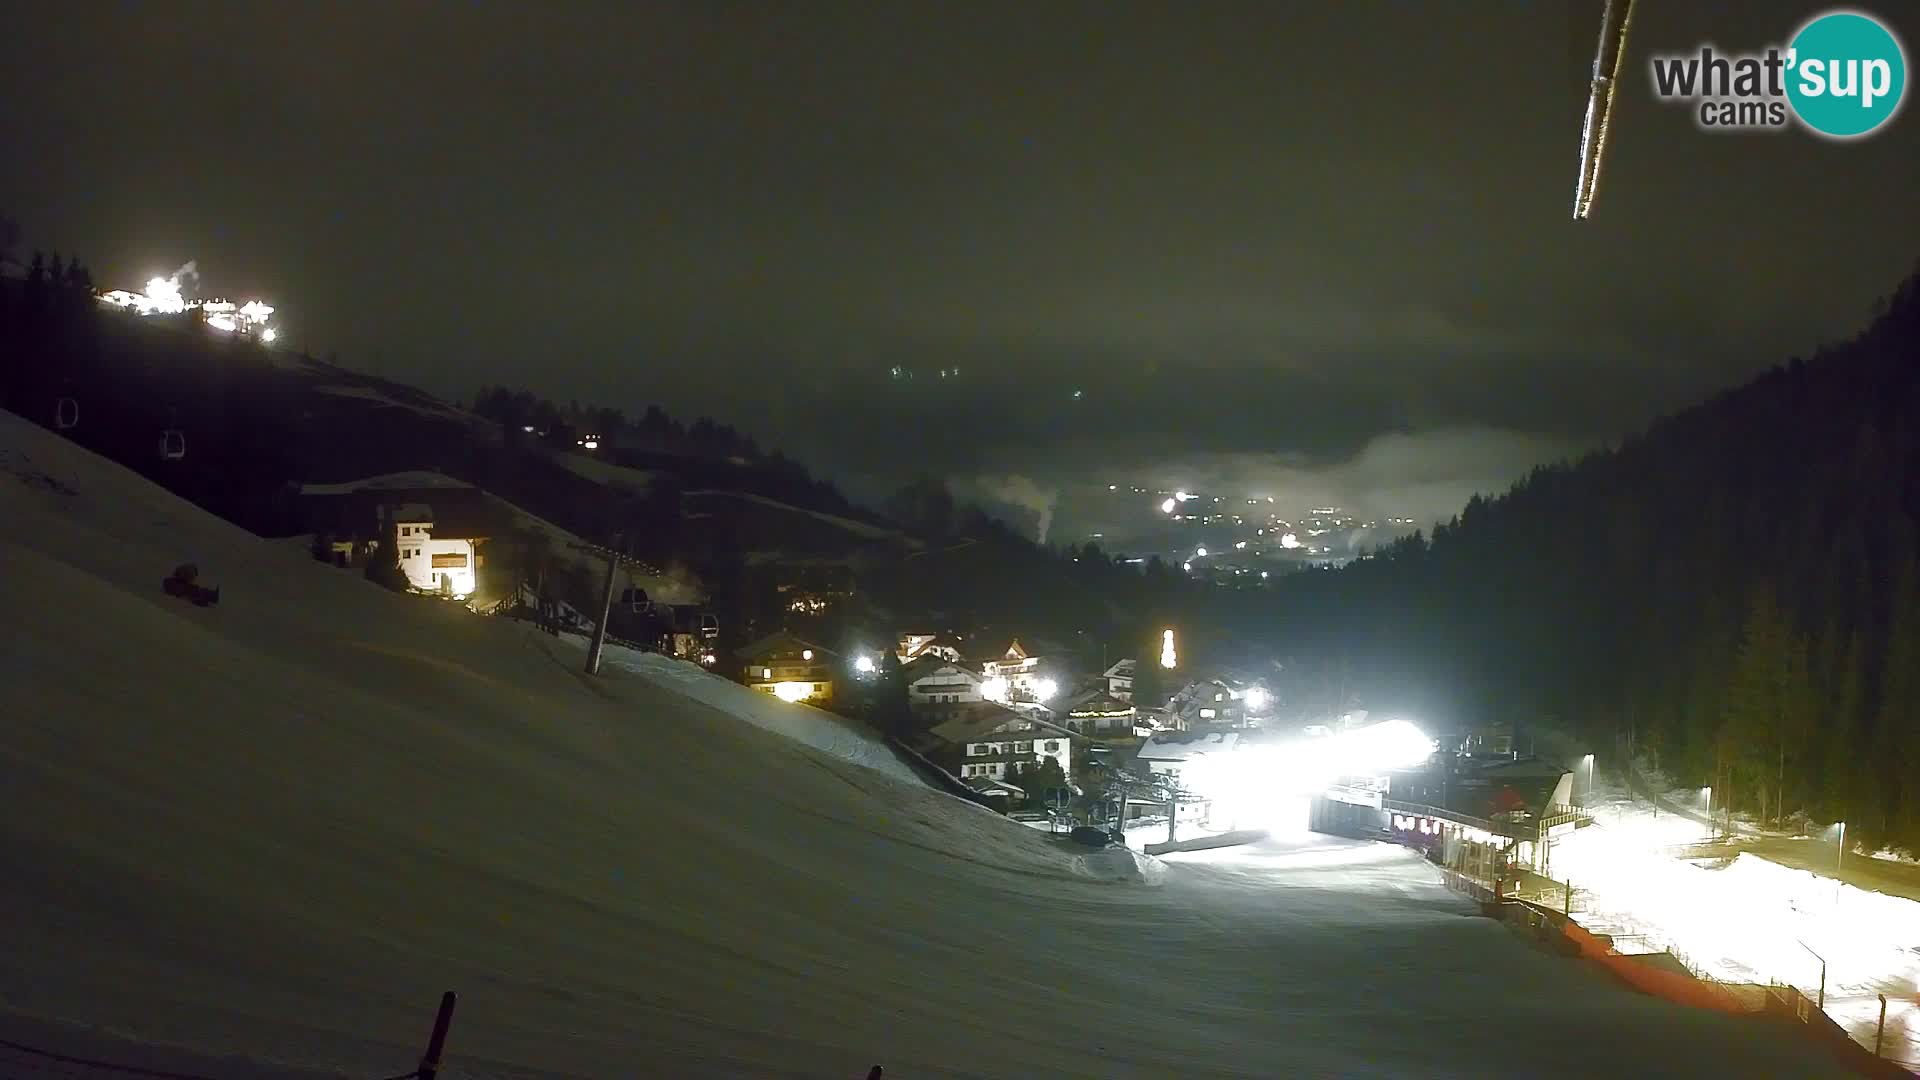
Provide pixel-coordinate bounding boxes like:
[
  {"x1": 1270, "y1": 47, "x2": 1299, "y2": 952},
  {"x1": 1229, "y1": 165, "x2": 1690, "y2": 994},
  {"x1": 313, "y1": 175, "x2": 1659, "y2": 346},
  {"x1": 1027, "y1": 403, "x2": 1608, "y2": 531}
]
[
  {"x1": 1066, "y1": 689, "x2": 1134, "y2": 717},
  {"x1": 966, "y1": 777, "x2": 1025, "y2": 798},
  {"x1": 736, "y1": 630, "x2": 836, "y2": 661},
  {"x1": 918, "y1": 702, "x2": 1076, "y2": 749},
  {"x1": 903, "y1": 655, "x2": 981, "y2": 682},
  {"x1": 1137, "y1": 731, "x2": 1241, "y2": 762}
]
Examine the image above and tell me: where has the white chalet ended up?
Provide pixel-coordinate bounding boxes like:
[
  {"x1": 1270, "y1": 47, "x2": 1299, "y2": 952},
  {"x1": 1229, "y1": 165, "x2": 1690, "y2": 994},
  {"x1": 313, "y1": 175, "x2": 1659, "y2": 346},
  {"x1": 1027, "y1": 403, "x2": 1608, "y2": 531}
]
[
  {"x1": 383, "y1": 503, "x2": 482, "y2": 598},
  {"x1": 981, "y1": 639, "x2": 1046, "y2": 701},
  {"x1": 903, "y1": 656, "x2": 986, "y2": 710},
  {"x1": 910, "y1": 701, "x2": 1078, "y2": 784}
]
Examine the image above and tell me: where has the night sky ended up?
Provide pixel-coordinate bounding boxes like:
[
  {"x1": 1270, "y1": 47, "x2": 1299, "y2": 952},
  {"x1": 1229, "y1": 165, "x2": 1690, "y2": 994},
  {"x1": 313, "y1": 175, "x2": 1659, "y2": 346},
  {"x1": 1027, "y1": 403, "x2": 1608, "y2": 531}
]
[{"x1": 5, "y1": 2, "x2": 1916, "y2": 541}]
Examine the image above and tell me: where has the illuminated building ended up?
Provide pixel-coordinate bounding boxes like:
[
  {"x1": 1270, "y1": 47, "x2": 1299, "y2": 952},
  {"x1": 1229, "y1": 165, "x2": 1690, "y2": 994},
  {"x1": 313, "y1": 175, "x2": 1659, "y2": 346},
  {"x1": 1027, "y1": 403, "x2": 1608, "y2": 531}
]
[
  {"x1": 737, "y1": 631, "x2": 837, "y2": 705},
  {"x1": 97, "y1": 269, "x2": 277, "y2": 341},
  {"x1": 904, "y1": 656, "x2": 986, "y2": 710},
  {"x1": 384, "y1": 504, "x2": 483, "y2": 598},
  {"x1": 982, "y1": 640, "x2": 1047, "y2": 701},
  {"x1": 1062, "y1": 689, "x2": 1144, "y2": 743},
  {"x1": 295, "y1": 474, "x2": 493, "y2": 601},
  {"x1": 905, "y1": 701, "x2": 1079, "y2": 785},
  {"x1": 896, "y1": 632, "x2": 964, "y2": 664}
]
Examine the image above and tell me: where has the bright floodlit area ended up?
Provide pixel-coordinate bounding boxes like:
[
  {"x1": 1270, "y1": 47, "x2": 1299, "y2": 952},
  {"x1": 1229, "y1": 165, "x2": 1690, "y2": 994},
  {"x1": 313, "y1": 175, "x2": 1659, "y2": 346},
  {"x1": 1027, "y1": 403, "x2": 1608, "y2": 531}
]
[
  {"x1": 1557, "y1": 778, "x2": 1920, "y2": 1070},
  {"x1": 0, "y1": 411, "x2": 1858, "y2": 1077}
]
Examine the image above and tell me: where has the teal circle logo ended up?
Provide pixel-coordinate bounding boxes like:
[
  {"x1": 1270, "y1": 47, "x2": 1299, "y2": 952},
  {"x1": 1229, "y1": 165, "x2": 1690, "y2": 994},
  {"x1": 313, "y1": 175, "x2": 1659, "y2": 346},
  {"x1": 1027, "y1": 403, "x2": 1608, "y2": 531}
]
[{"x1": 1786, "y1": 11, "x2": 1907, "y2": 138}]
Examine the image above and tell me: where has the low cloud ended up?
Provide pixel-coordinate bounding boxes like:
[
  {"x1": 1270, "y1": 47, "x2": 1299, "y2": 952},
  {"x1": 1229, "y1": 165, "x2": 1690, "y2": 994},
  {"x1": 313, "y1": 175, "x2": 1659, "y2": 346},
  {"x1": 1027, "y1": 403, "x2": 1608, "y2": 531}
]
[{"x1": 967, "y1": 474, "x2": 1060, "y2": 544}]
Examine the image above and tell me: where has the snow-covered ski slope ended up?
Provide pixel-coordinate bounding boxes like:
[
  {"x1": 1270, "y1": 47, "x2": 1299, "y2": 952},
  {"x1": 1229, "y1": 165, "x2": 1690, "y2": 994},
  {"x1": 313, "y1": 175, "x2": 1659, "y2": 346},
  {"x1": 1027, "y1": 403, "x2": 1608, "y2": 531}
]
[{"x1": 0, "y1": 412, "x2": 1847, "y2": 1078}]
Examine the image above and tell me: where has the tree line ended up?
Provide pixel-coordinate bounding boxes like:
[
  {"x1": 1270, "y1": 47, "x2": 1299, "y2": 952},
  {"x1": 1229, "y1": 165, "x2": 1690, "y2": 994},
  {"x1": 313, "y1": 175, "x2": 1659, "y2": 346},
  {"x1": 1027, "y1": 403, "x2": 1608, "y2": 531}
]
[{"x1": 1267, "y1": 262, "x2": 1920, "y2": 852}]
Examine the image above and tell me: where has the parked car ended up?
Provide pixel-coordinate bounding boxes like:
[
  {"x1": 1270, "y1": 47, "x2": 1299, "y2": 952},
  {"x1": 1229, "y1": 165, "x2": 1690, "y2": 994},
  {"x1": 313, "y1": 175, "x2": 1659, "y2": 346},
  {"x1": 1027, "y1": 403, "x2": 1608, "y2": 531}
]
[{"x1": 1008, "y1": 811, "x2": 1053, "y2": 832}]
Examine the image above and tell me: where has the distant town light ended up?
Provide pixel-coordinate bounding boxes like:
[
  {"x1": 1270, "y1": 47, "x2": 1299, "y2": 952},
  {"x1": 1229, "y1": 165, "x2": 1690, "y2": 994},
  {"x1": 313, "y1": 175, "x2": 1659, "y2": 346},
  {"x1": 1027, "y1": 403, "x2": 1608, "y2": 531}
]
[
  {"x1": 762, "y1": 667, "x2": 773, "y2": 680},
  {"x1": 261, "y1": 327, "x2": 277, "y2": 343},
  {"x1": 1182, "y1": 561, "x2": 1192, "y2": 572},
  {"x1": 772, "y1": 681, "x2": 813, "y2": 702},
  {"x1": 1160, "y1": 628, "x2": 1177, "y2": 669},
  {"x1": 982, "y1": 676, "x2": 1010, "y2": 703},
  {"x1": 1245, "y1": 687, "x2": 1271, "y2": 711},
  {"x1": 854, "y1": 654, "x2": 876, "y2": 674},
  {"x1": 801, "y1": 649, "x2": 813, "y2": 661},
  {"x1": 1195, "y1": 547, "x2": 1208, "y2": 558},
  {"x1": 1160, "y1": 497, "x2": 1177, "y2": 514},
  {"x1": 1035, "y1": 678, "x2": 1058, "y2": 702}
]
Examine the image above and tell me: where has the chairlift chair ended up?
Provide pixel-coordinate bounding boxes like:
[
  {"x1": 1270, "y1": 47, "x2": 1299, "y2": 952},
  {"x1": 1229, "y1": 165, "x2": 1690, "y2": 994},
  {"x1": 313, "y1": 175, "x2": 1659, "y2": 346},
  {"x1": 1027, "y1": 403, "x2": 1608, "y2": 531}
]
[
  {"x1": 620, "y1": 584, "x2": 649, "y2": 614},
  {"x1": 54, "y1": 397, "x2": 79, "y2": 430},
  {"x1": 159, "y1": 428, "x2": 186, "y2": 461},
  {"x1": 699, "y1": 613, "x2": 720, "y2": 640}
]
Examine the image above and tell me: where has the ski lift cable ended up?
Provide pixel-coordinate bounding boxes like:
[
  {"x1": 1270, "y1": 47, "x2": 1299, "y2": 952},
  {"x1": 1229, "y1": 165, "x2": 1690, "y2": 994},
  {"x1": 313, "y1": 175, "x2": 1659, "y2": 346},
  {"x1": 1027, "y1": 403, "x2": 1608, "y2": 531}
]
[{"x1": 1573, "y1": 0, "x2": 1638, "y2": 220}]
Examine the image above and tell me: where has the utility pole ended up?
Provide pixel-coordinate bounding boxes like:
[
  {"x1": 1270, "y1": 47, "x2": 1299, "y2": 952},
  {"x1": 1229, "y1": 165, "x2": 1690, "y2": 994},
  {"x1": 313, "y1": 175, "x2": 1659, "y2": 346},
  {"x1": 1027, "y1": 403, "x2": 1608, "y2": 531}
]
[
  {"x1": 571, "y1": 535, "x2": 648, "y2": 677},
  {"x1": 1166, "y1": 779, "x2": 1179, "y2": 846},
  {"x1": 586, "y1": 546, "x2": 618, "y2": 675}
]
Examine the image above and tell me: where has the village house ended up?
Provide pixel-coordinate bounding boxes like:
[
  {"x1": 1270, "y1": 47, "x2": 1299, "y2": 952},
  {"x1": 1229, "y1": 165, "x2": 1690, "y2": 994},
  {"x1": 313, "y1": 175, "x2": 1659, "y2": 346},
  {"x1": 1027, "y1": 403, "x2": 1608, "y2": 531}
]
[
  {"x1": 1137, "y1": 730, "x2": 1241, "y2": 782},
  {"x1": 384, "y1": 503, "x2": 487, "y2": 598},
  {"x1": 980, "y1": 639, "x2": 1053, "y2": 702},
  {"x1": 297, "y1": 473, "x2": 495, "y2": 599},
  {"x1": 896, "y1": 632, "x2": 965, "y2": 664},
  {"x1": 964, "y1": 775, "x2": 1029, "y2": 810},
  {"x1": 737, "y1": 631, "x2": 839, "y2": 705},
  {"x1": 1168, "y1": 678, "x2": 1274, "y2": 729},
  {"x1": 1061, "y1": 688, "x2": 1144, "y2": 742},
  {"x1": 907, "y1": 701, "x2": 1079, "y2": 784},
  {"x1": 903, "y1": 655, "x2": 986, "y2": 711},
  {"x1": 1101, "y1": 658, "x2": 1137, "y2": 701}
]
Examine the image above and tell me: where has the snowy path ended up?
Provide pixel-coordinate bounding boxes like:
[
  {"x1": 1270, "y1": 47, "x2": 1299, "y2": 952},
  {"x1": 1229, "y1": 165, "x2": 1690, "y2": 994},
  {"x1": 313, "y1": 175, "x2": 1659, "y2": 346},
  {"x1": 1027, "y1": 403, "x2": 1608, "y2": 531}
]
[
  {"x1": 0, "y1": 411, "x2": 1852, "y2": 1078},
  {"x1": 1560, "y1": 784, "x2": 1920, "y2": 1070}
]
